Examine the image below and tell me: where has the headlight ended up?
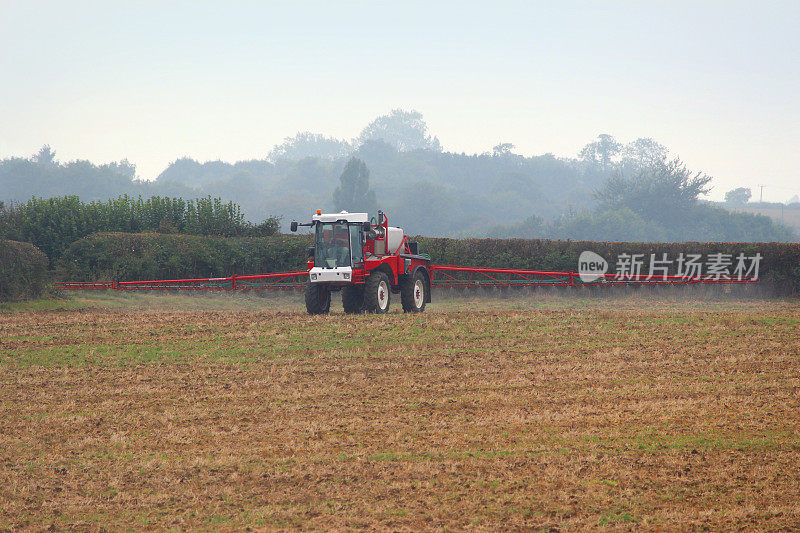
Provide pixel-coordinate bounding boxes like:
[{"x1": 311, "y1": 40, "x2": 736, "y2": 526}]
[
  {"x1": 343, "y1": 273, "x2": 350, "y2": 280},
  {"x1": 310, "y1": 273, "x2": 317, "y2": 280}
]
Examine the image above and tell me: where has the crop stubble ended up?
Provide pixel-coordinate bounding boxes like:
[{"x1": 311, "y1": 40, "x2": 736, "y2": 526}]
[{"x1": 1, "y1": 297, "x2": 799, "y2": 530}]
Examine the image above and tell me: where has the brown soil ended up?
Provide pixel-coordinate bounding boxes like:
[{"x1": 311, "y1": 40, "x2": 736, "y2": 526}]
[{"x1": 1, "y1": 297, "x2": 799, "y2": 530}]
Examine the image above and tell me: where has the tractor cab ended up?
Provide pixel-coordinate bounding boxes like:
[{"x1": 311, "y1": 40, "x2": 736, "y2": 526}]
[
  {"x1": 300, "y1": 211, "x2": 368, "y2": 285},
  {"x1": 314, "y1": 219, "x2": 365, "y2": 269}
]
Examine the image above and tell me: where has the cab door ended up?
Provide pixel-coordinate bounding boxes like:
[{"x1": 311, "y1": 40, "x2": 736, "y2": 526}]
[{"x1": 349, "y1": 225, "x2": 364, "y2": 267}]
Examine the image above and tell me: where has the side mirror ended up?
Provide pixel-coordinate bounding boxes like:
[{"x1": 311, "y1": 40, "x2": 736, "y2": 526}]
[
  {"x1": 362, "y1": 222, "x2": 371, "y2": 231},
  {"x1": 290, "y1": 221, "x2": 298, "y2": 232}
]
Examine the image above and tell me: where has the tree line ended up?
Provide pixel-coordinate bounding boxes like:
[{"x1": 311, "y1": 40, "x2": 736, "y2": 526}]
[
  {"x1": 484, "y1": 158, "x2": 795, "y2": 242},
  {"x1": 331, "y1": 153, "x2": 794, "y2": 242},
  {"x1": 0, "y1": 109, "x2": 795, "y2": 242}
]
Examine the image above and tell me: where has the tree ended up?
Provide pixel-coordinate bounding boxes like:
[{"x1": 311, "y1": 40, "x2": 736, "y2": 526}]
[
  {"x1": 268, "y1": 132, "x2": 352, "y2": 161},
  {"x1": 492, "y1": 143, "x2": 515, "y2": 157},
  {"x1": 622, "y1": 138, "x2": 668, "y2": 169},
  {"x1": 32, "y1": 145, "x2": 57, "y2": 166},
  {"x1": 579, "y1": 134, "x2": 621, "y2": 172},
  {"x1": 332, "y1": 158, "x2": 378, "y2": 215},
  {"x1": 157, "y1": 157, "x2": 203, "y2": 184},
  {"x1": 101, "y1": 158, "x2": 137, "y2": 180},
  {"x1": 487, "y1": 213, "x2": 544, "y2": 238},
  {"x1": 553, "y1": 207, "x2": 667, "y2": 242},
  {"x1": 354, "y1": 139, "x2": 398, "y2": 166},
  {"x1": 357, "y1": 109, "x2": 441, "y2": 152},
  {"x1": 724, "y1": 187, "x2": 752, "y2": 205},
  {"x1": 596, "y1": 157, "x2": 712, "y2": 227}
]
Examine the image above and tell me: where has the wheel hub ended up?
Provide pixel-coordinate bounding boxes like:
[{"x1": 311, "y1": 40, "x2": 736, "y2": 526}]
[
  {"x1": 378, "y1": 281, "x2": 388, "y2": 309},
  {"x1": 414, "y1": 279, "x2": 424, "y2": 307}
]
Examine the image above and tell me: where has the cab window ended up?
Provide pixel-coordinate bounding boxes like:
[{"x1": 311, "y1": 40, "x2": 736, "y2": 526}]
[
  {"x1": 315, "y1": 222, "x2": 351, "y2": 268},
  {"x1": 350, "y1": 225, "x2": 363, "y2": 265}
]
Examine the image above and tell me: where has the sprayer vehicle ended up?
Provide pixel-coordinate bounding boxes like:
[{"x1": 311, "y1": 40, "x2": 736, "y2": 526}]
[{"x1": 290, "y1": 210, "x2": 431, "y2": 314}]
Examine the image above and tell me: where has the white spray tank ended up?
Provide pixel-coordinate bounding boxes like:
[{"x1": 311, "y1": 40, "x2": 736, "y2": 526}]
[{"x1": 374, "y1": 227, "x2": 404, "y2": 255}]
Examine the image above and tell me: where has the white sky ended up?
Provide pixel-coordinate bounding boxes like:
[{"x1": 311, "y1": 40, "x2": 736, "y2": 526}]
[{"x1": 1, "y1": 1, "x2": 798, "y2": 201}]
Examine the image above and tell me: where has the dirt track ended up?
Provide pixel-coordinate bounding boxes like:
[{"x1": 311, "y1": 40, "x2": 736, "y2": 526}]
[{"x1": 1, "y1": 296, "x2": 799, "y2": 530}]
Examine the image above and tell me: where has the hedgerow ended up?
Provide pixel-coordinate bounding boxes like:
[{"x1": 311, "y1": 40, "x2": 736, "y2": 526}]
[
  {"x1": 57, "y1": 232, "x2": 312, "y2": 282},
  {"x1": 55, "y1": 232, "x2": 800, "y2": 295},
  {"x1": 416, "y1": 237, "x2": 800, "y2": 294},
  {"x1": 0, "y1": 240, "x2": 49, "y2": 301}
]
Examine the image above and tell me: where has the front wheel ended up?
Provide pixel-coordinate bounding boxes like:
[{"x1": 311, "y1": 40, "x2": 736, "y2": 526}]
[
  {"x1": 342, "y1": 284, "x2": 365, "y2": 314},
  {"x1": 364, "y1": 271, "x2": 391, "y2": 314},
  {"x1": 401, "y1": 271, "x2": 427, "y2": 313},
  {"x1": 304, "y1": 282, "x2": 331, "y2": 314}
]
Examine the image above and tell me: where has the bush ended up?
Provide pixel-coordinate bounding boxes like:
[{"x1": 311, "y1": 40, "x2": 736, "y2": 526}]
[
  {"x1": 57, "y1": 232, "x2": 312, "y2": 282},
  {"x1": 0, "y1": 240, "x2": 49, "y2": 301}
]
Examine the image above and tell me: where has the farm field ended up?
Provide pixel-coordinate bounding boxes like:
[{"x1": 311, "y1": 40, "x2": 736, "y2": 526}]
[{"x1": 1, "y1": 292, "x2": 799, "y2": 530}]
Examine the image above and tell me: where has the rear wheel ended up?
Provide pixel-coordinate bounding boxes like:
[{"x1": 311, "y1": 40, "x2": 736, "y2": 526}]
[
  {"x1": 342, "y1": 284, "x2": 365, "y2": 314},
  {"x1": 401, "y1": 271, "x2": 427, "y2": 313},
  {"x1": 304, "y1": 282, "x2": 331, "y2": 314},
  {"x1": 364, "y1": 271, "x2": 391, "y2": 314}
]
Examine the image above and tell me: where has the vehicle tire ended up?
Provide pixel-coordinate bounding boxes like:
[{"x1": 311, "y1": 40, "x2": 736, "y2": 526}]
[
  {"x1": 364, "y1": 271, "x2": 391, "y2": 314},
  {"x1": 401, "y1": 270, "x2": 427, "y2": 313},
  {"x1": 304, "y1": 282, "x2": 331, "y2": 314},
  {"x1": 342, "y1": 284, "x2": 365, "y2": 314}
]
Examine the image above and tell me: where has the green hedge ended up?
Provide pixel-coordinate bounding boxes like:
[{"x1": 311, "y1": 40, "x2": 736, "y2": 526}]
[
  {"x1": 56, "y1": 232, "x2": 312, "y2": 282},
  {"x1": 0, "y1": 240, "x2": 49, "y2": 301},
  {"x1": 416, "y1": 237, "x2": 800, "y2": 295},
  {"x1": 55, "y1": 232, "x2": 800, "y2": 295}
]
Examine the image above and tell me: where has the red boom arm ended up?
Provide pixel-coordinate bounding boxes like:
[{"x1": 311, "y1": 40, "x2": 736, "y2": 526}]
[{"x1": 55, "y1": 265, "x2": 755, "y2": 291}]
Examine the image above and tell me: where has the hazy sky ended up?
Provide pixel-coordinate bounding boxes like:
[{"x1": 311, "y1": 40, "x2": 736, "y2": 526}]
[{"x1": 1, "y1": 1, "x2": 798, "y2": 201}]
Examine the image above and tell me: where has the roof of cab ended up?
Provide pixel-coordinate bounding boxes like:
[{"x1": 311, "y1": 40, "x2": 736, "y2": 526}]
[{"x1": 312, "y1": 211, "x2": 369, "y2": 223}]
